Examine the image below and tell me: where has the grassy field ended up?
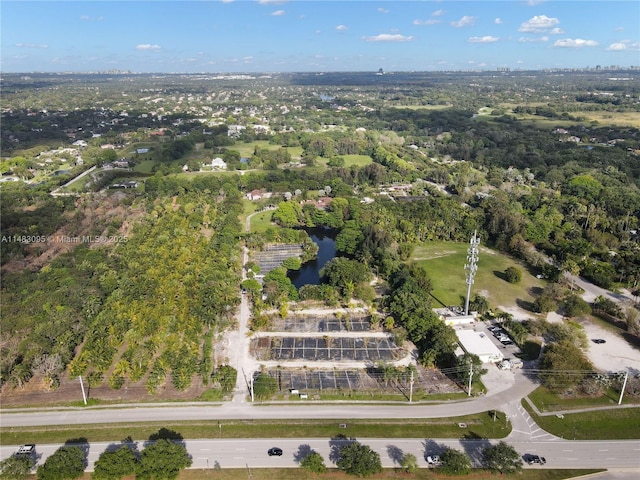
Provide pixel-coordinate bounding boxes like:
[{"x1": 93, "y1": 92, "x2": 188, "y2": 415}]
[
  {"x1": 0, "y1": 414, "x2": 511, "y2": 445},
  {"x1": 411, "y1": 242, "x2": 543, "y2": 311},
  {"x1": 527, "y1": 386, "x2": 635, "y2": 412},
  {"x1": 133, "y1": 159, "x2": 157, "y2": 174},
  {"x1": 249, "y1": 209, "x2": 277, "y2": 233},
  {"x1": 232, "y1": 140, "x2": 303, "y2": 159},
  {"x1": 342, "y1": 154, "x2": 373, "y2": 167},
  {"x1": 62, "y1": 468, "x2": 606, "y2": 480},
  {"x1": 522, "y1": 397, "x2": 640, "y2": 440}
]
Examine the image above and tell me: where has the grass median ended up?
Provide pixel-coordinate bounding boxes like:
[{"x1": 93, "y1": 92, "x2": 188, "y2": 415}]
[
  {"x1": 522, "y1": 396, "x2": 640, "y2": 440},
  {"x1": 0, "y1": 413, "x2": 511, "y2": 445}
]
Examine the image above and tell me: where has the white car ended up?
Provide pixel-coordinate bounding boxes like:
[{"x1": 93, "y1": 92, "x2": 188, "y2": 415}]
[{"x1": 426, "y1": 455, "x2": 441, "y2": 466}]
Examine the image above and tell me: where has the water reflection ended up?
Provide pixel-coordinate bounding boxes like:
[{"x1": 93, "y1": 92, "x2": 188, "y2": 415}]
[{"x1": 288, "y1": 229, "x2": 337, "y2": 289}]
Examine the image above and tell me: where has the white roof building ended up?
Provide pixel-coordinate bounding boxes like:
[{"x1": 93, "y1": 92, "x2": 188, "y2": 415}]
[{"x1": 455, "y1": 329, "x2": 504, "y2": 364}]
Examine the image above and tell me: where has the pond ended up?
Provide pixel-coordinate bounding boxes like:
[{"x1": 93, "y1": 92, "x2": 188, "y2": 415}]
[{"x1": 288, "y1": 229, "x2": 336, "y2": 289}]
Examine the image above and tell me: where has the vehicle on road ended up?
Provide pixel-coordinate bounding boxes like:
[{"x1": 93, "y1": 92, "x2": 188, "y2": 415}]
[
  {"x1": 426, "y1": 455, "x2": 441, "y2": 466},
  {"x1": 15, "y1": 444, "x2": 36, "y2": 456},
  {"x1": 591, "y1": 338, "x2": 606, "y2": 344},
  {"x1": 524, "y1": 454, "x2": 546, "y2": 465},
  {"x1": 267, "y1": 447, "x2": 283, "y2": 456}
]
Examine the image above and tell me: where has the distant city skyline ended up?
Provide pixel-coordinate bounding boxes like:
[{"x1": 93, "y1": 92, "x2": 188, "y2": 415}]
[{"x1": 2, "y1": 0, "x2": 639, "y2": 73}]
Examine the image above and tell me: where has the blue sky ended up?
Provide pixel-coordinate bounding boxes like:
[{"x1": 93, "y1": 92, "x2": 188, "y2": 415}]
[{"x1": 2, "y1": 1, "x2": 639, "y2": 72}]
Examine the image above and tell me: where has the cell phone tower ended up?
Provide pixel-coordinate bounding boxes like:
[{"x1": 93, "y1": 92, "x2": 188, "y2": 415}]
[{"x1": 464, "y1": 230, "x2": 480, "y2": 315}]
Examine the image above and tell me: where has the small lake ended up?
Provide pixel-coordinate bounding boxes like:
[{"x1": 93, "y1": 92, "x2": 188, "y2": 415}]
[{"x1": 288, "y1": 229, "x2": 337, "y2": 289}]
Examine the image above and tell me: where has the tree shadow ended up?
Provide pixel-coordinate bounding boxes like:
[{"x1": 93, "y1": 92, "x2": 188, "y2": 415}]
[
  {"x1": 148, "y1": 428, "x2": 184, "y2": 441},
  {"x1": 64, "y1": 437, "x2": 90, "y2": 468},
  {"x1": 459, "y1": 437, "x2": 492, "y2": 468},
  {"x1": 294, "y1": 444, "x2": 313, "y2": 463},
  {"x1": 493, "y1": 270, "x2": 507, "y2": 281},
  {"x1": 104, "y1": 437, "x2": 140, "y2": 457},
  {"x1": 328, "y1": 434, "x2": 355, "y2": 464},
  {"x1": 528, "y1": 286, "x2": 544, "y2": 297},
  {"x1": 422, "y1": 439, "x2": 446, "y2": 460},
  {"x1": 386, "y1": 444, "x2": 404, "y2": 466},
  {"x1": 515, "y1": 298, "x2": 535, "y2": 313}
]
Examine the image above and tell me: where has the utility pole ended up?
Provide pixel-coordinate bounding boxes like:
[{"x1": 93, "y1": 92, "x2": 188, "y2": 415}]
[
  {"x1": 464, "y1": 231, "x2": 480, "y2": 315},
  {"x1": 78, "y1": 375, "x2": 87, "y2": 405},
  {"x1": 467, "y1": 361, "x2": 473, "y2": 397},
  {"x1": 409, "y1": 370, "x2": 414, "y2": 403},
  {"x1": 250, "y1": 375, "x2": 255, "y2": 402},
  {"x1": 618, "y1": 371, "x2": 629, "y2": 405}
]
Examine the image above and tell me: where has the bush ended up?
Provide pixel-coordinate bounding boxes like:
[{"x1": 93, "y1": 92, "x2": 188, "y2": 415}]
[
  {"x1": 504, "y1": 266, "x2": 522, "y2": 283},
  {"x1": 337, "y1": 442, "x2": 382, "y2": 477},
  {"x1": 37, "y1": 446, "x2": 85, "y2": 480},
  {"x1": 300, "y1": 451, "x2": 326, "y2": 473},
  {"x1": 440, "y1": 447, "x2": 472, "y2": 475},
  {"x1": 481, "y1": 441, "x2": 522, "y2": 474},
  {"x1": 400, "y1": 453, "x2": 418, "y2": 473}
]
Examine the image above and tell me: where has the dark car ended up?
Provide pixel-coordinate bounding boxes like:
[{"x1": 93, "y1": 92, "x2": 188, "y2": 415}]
[
  {"x1": 592, "y1": 338, "x2": 606, "y2": 344},
  {"x1": 524, "y1": 454, "x2": 546, "y2": 465},
  {"x1": 268, "y1": 447, "x2": 283, "y2": 456}
]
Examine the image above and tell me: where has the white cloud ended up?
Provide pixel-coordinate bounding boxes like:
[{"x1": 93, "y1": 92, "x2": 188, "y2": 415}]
[
  {"x1": 377, "y1": 7, "x2": 389, "y2": 14},
  {"x1": 468, "y1": 36, "x2": 499, "y2": 43},
  {"x1": 527, "y1": 0, "x2": 547, "y2": 5},
  {"x1": 243, "y1": 56, "x2": 254, "y2": 63},
  {"x1": 549, "y1": 27, "x2": 564, "y2": 35},
  {"x1": 15, "y1": 43, "x2": 48, "y2": 48},
  {"x1": 413, "y1": 19, "x2": 440, "y2": 26},
  {"x1": 607, "y1": 40, "x2": 640, "y2": 51},
  {"x1": 271, "y1": 9, "x2": 285, "y2": 16},
  {"x1": 258, "y1": 0, "x2": 288, "y2": 4},
  {"x1": 336, "y1": 25, "x2": 348, "y2": 31},
  {"x1": 80, "y1": 15, "x2": 103, "y2": 21},
  {"x1": 362, "y1": 34, "x2": 414, "y2": 42},
  {"x1": 519, "y1": 15, "x2": 559, "y2": 33},
  {"x1": 553, "y1": 38, "x2": 598, "y2": 48},
  {"x1": 494, "y1": 18, "x2": 502, "y2": 25},
  {"x1": 136, "y1": 44, "x2": 161, "y2": 51},
  {"x1": 451, "y1": 16, "x2": 476, "y2": 28},
  {"x1": 519, "y1": 36, "x2": 549, "y2": 43},
  {"x1": 432, "y1": 9, "x2": 445, "y2": 17},
  {"x1": 220, "y1": 0, "x2": 235, "y2": 3}
]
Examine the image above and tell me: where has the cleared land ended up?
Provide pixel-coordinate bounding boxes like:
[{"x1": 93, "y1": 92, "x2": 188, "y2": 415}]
[{"x1": 412, "y1": 242, "x2": 542, "y2": 311}]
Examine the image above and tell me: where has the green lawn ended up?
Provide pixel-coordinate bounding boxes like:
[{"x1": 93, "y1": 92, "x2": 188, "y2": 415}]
[
  {"x1": 133, "y1": 159, "x2": 158, "y2": 174},
  {"x1": 250, "y1": 209, "x2": 277, "y2": 233},
  {"x1": 0, "y1": 413, "x2": 511, "y2": 445},
  {"x1": 527, "y1": 386, "x2": 634, "y2": 412},
  {"x1": 342, "y1": 154, "x2": 373, "y2": 167},
  {"x1": 232, "y1": 140, "x2": 302, "y2": 159},
  {"x1": 411, "y1": 242, "x2": 543, "y2": 311},
  {"x1": 522, "y1": 397, "x2": 640, "y2": 440}
]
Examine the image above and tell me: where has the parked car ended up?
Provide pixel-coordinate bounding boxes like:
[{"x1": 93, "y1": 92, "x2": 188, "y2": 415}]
[
  {"x1": 268, "y1": 447, "x2": 283, "y2": 456},
  {"x1": 498, "y1": 360, "x2": 512, "y2": 370},
  {"x1": 524, "y1": 454, "x2": 546, "y2": 465},
  {"x1": 509, "y1": 358, "x2": 523, "y2": 369},
  {"x1": 592, "y1": 338, "x2": 606, "y2": 344}
]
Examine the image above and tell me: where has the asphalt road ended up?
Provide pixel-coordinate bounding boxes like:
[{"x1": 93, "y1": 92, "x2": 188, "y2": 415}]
[{"x1": 2, "y1": 437, "x2": 639, "y2": 471}]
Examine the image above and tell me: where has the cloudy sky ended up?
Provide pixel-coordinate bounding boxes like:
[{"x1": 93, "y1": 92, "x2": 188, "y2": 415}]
[{"x1": 2, "y1": 0, "x2": 639, "y2": 72}]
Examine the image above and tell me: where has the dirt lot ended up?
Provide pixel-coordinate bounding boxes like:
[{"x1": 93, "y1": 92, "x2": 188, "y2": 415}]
[{"x1": 579, "y1": 320, "x2": 640, "y2": 373}]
